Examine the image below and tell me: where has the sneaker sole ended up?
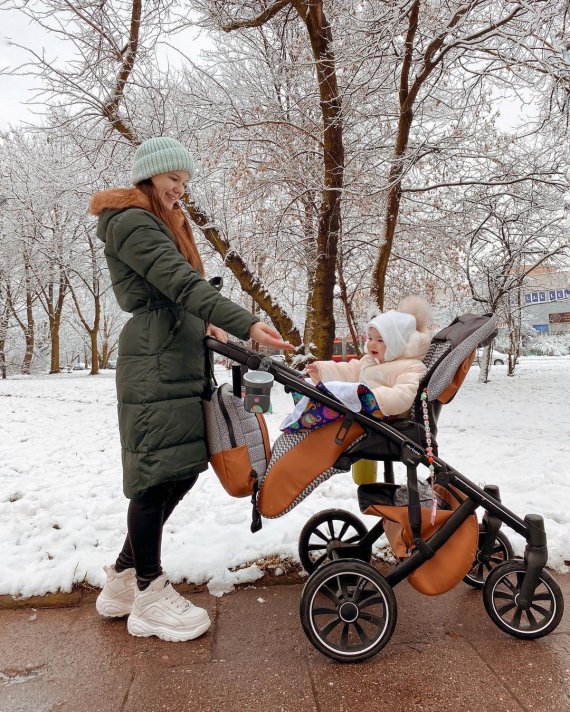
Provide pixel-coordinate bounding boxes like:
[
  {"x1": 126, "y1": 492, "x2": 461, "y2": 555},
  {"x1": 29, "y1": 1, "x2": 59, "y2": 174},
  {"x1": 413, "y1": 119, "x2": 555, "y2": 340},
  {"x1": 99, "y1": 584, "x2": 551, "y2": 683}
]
[
  {"x1": 96, "y1": 597, "x2": 133, "y2": 618},
  {"x1": 127, "y1": 615, "x2": 211, "y2": 642}
]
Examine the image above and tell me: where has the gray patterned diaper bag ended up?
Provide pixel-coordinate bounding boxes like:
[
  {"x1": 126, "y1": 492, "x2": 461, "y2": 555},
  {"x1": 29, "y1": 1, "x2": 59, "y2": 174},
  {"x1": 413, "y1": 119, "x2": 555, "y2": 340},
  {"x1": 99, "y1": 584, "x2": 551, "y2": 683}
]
[{"x1": 203, "y1": 383, "x2": 271, "y2": 498}]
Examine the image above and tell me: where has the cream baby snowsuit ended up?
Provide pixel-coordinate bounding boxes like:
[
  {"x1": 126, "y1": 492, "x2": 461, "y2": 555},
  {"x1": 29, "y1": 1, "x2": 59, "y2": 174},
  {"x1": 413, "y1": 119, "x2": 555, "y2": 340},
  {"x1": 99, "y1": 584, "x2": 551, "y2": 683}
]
[{"x1": 310, "y1": 296, "x2": 432, "y2": 417}]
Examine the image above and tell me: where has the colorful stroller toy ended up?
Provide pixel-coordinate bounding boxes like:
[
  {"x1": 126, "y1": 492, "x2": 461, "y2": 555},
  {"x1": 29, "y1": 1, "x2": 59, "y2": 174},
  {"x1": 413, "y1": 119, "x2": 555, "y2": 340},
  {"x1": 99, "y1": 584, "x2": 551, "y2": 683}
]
[{"x1": 204, "y1": 312, "x2": 564, "y2": 663}]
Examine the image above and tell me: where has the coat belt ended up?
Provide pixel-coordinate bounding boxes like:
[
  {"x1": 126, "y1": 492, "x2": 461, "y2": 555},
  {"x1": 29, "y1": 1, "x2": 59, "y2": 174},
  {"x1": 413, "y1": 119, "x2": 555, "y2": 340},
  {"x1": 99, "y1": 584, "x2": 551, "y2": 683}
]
[{"x1": 131, "y1": 300, "x2": 179, "y2": 316}]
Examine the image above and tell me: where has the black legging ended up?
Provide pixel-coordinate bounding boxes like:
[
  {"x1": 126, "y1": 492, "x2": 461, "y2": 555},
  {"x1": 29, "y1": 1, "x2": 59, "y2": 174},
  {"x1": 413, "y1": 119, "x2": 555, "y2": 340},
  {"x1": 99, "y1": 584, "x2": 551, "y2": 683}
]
[{"x1": 115, "y1": 475, "x2": 198, "y2": 589}]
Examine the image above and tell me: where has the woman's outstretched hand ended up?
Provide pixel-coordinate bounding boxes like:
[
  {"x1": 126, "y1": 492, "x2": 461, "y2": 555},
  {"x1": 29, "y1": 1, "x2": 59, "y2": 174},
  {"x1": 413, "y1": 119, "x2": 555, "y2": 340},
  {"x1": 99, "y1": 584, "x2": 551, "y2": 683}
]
[
  {"x1": 206, "y1": 324, "x2": 228, "y2": 343},
  {"x1": 249, "y1": 322, "x2": 294, "y2": 351}
]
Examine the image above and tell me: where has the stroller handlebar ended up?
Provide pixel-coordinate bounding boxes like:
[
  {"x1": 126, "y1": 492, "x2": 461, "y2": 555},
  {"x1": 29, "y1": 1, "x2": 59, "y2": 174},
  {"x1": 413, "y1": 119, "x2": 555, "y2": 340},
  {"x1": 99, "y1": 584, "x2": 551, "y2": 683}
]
[{"x1": 204, "y1": 336, "x2": 306, "y2": 381}]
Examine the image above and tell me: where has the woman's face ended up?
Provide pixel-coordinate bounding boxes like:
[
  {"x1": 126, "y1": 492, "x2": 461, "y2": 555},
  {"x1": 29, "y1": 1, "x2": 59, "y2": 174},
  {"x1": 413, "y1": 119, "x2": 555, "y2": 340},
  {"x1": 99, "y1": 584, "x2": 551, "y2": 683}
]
[
  {"x1": 150, "y1": 170, "x2": 190, "y2": 211},
  {"x1": 367, "y1": 327, "x2": 386, "y2": 362}
]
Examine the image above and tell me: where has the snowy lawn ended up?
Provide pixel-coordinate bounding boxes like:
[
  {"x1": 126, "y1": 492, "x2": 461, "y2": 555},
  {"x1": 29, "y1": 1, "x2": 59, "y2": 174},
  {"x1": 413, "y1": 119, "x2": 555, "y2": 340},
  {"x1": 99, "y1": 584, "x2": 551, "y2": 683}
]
[{"x1": 1, "y1": 357, "x2": 569, "y2": 598}]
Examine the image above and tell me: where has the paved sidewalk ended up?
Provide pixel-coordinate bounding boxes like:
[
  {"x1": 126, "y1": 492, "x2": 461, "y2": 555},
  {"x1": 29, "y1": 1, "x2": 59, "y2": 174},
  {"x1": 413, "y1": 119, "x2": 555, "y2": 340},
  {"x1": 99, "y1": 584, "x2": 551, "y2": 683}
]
[{"x1": 1, "y1": 573, "x2": 569, "y2": 712}]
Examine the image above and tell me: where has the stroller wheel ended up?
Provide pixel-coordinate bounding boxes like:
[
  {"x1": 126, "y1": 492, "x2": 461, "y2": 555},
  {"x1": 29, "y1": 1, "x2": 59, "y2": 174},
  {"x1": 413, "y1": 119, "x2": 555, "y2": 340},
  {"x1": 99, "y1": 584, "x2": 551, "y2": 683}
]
[
  {"x1": 298, "y1": 509, "x2": 370, "y2": 574},
  {"x1": 483, "y1": 561, "x2": 564, "y2": 639},
  {"x1": 300, "y1": 559, "x2": 397, "y2": 663},
  {"x1": 463, "y1": 529, "x2": 514, "y2": 589}
]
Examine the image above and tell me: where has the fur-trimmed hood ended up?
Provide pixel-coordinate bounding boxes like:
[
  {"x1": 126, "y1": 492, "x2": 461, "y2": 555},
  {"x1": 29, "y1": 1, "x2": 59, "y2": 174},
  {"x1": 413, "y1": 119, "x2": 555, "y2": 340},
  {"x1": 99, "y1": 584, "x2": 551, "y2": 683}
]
[{"x1": 89, "y1": 187, "x2": 152, "y2": 216}]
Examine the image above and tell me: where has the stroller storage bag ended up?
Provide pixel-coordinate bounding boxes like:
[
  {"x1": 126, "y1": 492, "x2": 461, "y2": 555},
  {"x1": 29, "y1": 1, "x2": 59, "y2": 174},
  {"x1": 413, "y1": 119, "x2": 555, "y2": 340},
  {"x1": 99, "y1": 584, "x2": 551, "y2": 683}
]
[
  {"x1": 203, "y1": 383, "x2": 271, "y2": 497},
  {"x1": 358, "y1": 483, "x2": 479, "y2": 595}
]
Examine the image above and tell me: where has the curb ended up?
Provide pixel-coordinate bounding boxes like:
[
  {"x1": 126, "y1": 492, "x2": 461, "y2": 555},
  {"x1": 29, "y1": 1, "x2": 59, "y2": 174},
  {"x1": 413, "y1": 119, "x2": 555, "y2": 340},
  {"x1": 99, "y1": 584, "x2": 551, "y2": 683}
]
[{"x1": 0, "y1": 569, "x2": 307, "y2": 611}]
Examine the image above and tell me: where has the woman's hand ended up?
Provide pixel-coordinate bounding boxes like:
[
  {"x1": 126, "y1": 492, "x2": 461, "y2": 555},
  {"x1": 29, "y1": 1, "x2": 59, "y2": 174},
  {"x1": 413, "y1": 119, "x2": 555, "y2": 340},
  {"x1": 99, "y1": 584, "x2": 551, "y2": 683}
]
[
  {"x1": 206, "y1": 324, "x2": 228, "y2": 343},
  {"x1": 249, "y1": 322, "x2": 294, "y2": 351}
]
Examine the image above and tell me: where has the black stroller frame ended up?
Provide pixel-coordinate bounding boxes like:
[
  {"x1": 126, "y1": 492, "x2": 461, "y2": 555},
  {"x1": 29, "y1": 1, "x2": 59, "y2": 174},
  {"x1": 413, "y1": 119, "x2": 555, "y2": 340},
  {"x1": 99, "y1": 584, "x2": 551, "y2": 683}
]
[{"x1": 205, "y1": 333, "x2": 564, "y2": 662}]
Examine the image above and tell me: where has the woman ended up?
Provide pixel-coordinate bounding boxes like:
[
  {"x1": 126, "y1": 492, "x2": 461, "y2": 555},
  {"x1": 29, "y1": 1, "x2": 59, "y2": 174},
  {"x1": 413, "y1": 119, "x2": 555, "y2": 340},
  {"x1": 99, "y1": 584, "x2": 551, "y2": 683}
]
[{"x1": 89, "y1": 137, "x2": 292, "y2": 642}]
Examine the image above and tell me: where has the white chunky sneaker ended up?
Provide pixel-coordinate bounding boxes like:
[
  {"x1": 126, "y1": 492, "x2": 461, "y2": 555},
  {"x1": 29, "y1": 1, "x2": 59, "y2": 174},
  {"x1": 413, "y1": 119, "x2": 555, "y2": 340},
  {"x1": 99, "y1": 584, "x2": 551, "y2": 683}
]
[
  {"x1": 96, "y1": 565, "x2": 137, "y2": 618},
  {"x1": 127, "y1": 574, "x2": 211, "y2": 642}
]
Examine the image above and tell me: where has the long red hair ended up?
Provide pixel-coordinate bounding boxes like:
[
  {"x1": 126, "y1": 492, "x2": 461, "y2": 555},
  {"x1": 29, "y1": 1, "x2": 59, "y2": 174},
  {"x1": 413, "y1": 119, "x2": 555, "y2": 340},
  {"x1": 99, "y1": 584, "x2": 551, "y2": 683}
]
[{"x1": 136, "y1": 180, "x2": 204, "y2": 276}]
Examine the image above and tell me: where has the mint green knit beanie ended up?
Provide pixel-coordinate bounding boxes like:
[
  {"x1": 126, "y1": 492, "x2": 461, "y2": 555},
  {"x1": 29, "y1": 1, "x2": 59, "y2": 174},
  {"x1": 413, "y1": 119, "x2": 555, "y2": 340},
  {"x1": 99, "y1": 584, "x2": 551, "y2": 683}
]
[{"x1": 131, "y1": 137, "x2": 195, "y2": 185}]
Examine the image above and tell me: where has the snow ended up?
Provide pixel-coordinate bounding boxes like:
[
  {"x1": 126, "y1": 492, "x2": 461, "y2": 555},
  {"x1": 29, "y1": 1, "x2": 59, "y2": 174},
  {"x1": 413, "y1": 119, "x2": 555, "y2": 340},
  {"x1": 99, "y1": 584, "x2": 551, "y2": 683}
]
[{"x1": 1, "y1": 357, "x2": 569, "y2": 598}]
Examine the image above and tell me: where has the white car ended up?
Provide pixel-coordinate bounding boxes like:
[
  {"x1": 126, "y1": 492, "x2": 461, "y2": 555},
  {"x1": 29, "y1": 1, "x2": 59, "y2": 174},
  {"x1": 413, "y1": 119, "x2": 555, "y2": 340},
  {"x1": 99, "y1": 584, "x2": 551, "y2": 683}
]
[{"x1": 475, "y1": 348, "x2": 507, "y2": 366}]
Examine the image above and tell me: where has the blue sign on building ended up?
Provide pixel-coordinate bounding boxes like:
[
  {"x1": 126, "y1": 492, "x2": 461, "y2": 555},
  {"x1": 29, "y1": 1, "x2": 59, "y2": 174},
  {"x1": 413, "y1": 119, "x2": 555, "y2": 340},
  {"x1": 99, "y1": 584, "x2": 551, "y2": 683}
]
[{"x1": 533, "y1": 324, "x2": 549, "y2": 333}]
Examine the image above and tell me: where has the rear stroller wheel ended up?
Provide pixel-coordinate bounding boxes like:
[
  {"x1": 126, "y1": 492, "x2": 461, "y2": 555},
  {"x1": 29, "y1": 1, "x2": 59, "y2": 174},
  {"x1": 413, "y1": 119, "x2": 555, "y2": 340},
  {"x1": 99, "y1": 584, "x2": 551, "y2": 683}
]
[
  {"x1": 298, "y1": 509, "x2": 370, "y2": 574},
  {"x1": 463, "y1": 529, "x2": 514, "y2": 589},
  {"x1": 300, "y1": 559, "x2": 397, "y2": 663},
  {"x1": 483, "y1": 561, "x2": 564, "y2": 639}
]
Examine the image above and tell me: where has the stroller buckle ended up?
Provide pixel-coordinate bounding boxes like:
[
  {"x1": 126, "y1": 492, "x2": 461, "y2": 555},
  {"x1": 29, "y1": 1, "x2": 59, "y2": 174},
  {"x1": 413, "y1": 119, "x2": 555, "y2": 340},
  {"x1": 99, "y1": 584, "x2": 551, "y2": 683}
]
[{"x1": 334, "y1": 414, "x2": 355, "y2": 445}]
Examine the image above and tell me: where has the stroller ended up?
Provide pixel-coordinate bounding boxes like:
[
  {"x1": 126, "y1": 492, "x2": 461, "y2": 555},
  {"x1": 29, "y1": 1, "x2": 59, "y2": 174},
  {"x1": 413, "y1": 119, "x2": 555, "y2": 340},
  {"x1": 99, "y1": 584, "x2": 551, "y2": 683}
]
[{"x1": 204, "y1": 312, "x2": 564, "y2": 663}]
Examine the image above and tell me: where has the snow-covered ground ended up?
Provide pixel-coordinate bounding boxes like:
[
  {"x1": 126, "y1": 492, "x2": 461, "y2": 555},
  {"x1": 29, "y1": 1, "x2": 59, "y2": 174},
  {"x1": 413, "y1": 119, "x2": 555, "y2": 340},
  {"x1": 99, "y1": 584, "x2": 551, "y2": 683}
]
[{"x1": 1, "y1": 357, "x2": 569, "y2": 598}]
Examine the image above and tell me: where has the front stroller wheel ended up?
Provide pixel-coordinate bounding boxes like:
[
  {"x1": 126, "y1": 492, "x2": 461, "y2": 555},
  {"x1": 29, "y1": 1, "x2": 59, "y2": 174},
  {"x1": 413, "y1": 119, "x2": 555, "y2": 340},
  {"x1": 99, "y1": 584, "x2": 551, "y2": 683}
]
[
  {"x1": 300, "y1": 559, "x2": 397, "y2": 663},
  {"x1": 298, "y1": 509, "x2": 370, "y2": 574},
  {"x1": 483, "y1": 561, "x2": 564, "y2": 639},
  {"x1": 463, "y1": 529, "x2": 514, "y2": 589}
]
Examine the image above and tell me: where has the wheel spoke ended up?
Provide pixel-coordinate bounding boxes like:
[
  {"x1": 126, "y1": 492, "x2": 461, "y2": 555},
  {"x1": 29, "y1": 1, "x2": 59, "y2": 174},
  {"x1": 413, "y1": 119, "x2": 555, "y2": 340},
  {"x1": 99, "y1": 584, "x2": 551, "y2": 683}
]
[
  {"x1": 525, "y1": 609, "x2": 540, "y2": 630},
  {"x1": 359, "y1": 593, "x2": 384, "y2": 609},
  {"x1": 327, "y1": 520, "x2": 336, "y2": 539},
  {"x1": 359, "y1": 610, "x2": 385, "y2": 627},
  {"x1": 340, "y1": 623, "x2": 350, "y2": 649},
  {"x1": 490, "y1": 556, "x2": 503, "y2": 565},
  {"x1": 352, "y1": 577, "x2": 372, "y2": 604},
  {"x1": 338, "y1": 521, "x2": 350, "y2": 539},
  {"x1": 313, "y1": 606, "x2": 337, "y2": 616},
  {"x1": 493, "y1": 591, "x2": 513, "y2": 600},
  {"x1": 320, "y1": 616, "x2": 342, "y2": 640},
  {"x1": 319, "y1": 583, "x2": 340, "y2": 605},
  {"x1": 307, "y1": 544, "x2": 327, "y2": 552},
  {"x1": 497, "y1": 601, "x2": 517, "y2": 616},
  {"x1": 338, "y1": 576, "x2": 350, "y2": 600},
  {"x1": 533, "y1": 592, "x2": 553, "y2": 601},
  {"x1": 353, "y1": 620, "x2": 372, "y2": 645},
  {"x1": 313, "y1": 528, "x2": 329, "y2": 544},
  {"x1": 311, "y1": 552, "x2": 329, "y2": 569},
  {"x1": 529, "y1": 602, "x2": 551, "y2": 618},
  {"x1": 502, "y1": 577, "x2": 517, "y2": 594},
  {"x1": 344, "y1": 534, "x2": 362, "y2": 543},
  {"x1": 512, "y1": 607, "x2": 523, "y2": 628},
  {"x1": 477, "y1": 563, "x2": 485, "y2": 578}
]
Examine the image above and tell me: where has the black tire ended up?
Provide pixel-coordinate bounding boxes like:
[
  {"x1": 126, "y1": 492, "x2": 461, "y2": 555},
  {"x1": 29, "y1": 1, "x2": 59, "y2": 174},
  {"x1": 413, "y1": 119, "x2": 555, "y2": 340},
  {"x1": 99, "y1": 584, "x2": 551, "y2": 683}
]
[
  {"x1": 494, "y1": 359, "x2": 504, "y2": 365},
  {"x1": 298, "y1": 509, "x2": 370, "y2": 574},
  {"x1": 300, "y1": 559, "x2": 397, "y2": 662},
  {"x1": 464, "y1": 529, "x2": 514, "y2": 589},
  {"x1": 483, "y1": 561, "x2": 564, "y2": 639}
]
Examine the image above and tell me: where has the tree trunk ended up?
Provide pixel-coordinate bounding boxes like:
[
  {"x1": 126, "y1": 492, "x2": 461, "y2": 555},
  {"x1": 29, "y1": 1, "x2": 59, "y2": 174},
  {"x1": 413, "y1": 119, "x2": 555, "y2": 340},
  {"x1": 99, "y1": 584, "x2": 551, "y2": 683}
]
[
  {"x1": 21, "y1": 255, "x2": 35, "y2": 375},
  {"x1": 47, "y1": 273, "x2": 67, "y2": 374},
  {"x1": 90, "y1": 294, "x2": 101, "y2": 375},
  {"x1": 0, "y1": 299, "x2": 9, "y2": 379},
  {"x1": 371, "y1": 1, "x2": 420, "y2": 310},
  {"x1": 296, "y1": 0, "x2": 344, "y2": 359}
]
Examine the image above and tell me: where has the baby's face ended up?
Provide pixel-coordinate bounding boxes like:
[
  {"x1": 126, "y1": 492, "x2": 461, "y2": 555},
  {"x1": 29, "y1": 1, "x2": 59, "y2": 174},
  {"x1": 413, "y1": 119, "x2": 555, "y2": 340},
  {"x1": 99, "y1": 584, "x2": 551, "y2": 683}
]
[{"x1": 367, "y1": 327, "x2": 386, "y2": 362}]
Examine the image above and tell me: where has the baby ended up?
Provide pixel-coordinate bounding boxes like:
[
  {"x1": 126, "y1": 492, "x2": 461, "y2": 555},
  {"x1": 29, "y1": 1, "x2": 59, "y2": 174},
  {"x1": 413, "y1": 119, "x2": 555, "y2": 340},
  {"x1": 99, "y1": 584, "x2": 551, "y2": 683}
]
[{"x1": 306, "y1": 296, "x2": 432, "y2": 417}]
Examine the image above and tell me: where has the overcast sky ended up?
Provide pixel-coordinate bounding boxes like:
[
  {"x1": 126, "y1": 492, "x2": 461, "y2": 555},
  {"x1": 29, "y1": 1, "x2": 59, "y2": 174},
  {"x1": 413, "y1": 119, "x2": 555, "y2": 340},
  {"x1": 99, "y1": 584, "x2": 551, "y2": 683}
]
[{"x1": 1, "y1": 7, "x2": 531, "y2": 133}]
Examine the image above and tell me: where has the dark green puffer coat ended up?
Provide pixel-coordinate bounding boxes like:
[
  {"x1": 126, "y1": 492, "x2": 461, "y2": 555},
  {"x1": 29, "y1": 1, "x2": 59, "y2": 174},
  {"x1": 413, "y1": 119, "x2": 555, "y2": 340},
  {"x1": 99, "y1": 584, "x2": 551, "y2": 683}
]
[{"x1": 90, "y1": 188, "x2": 258, "y2": 499}]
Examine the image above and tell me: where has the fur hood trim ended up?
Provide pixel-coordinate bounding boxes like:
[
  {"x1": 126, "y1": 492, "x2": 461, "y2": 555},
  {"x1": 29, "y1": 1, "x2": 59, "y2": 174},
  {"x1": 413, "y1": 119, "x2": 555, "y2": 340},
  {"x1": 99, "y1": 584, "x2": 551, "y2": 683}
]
[
  {"x1": 89, "y1": 187, "x2": 151, "y2": 216},
  {"x1": 89, "y1": 187, "x2": 185, "y2": 226}
]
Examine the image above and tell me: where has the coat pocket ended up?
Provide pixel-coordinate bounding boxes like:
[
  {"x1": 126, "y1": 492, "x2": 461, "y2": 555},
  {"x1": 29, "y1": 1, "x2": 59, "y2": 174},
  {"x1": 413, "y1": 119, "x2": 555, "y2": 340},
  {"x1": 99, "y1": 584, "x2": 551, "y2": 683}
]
[{"x1": 158, "y1": 311, "x2": 202, "y2": 383}]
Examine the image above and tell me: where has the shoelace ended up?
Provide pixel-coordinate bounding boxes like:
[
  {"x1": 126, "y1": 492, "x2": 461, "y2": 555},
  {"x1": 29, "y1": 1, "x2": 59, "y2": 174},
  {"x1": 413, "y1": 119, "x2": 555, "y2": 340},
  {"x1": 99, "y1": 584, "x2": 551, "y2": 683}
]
[{"x1": 163, "y1": 583, "x2": 192, "y2": 612}]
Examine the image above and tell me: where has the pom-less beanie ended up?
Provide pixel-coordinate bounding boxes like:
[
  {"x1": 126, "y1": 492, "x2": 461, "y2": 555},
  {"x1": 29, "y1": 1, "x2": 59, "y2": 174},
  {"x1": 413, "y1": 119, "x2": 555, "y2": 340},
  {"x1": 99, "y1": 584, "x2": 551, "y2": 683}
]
[
  {"x1": 131, "y1": 137, "x2": 195, "y2": 185},
  {"x1": 368, "y1": 311, "x2": 417, "y2": 362}
]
